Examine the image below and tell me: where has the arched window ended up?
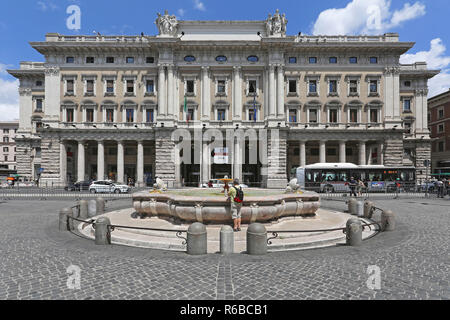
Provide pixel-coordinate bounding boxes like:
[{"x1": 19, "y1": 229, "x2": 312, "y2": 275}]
[
  {"x1": 184, "y1": 55, "x2": 196, "y2": 62},
  {"x1": 215, "y1": 55, "x2": 227, "y2": 62},
  {"x1": 247, "y1": 55, "x2": 259, "y2": 63}
]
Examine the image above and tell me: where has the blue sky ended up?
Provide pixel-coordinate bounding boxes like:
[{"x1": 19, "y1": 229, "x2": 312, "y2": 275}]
[{"x1": 1, "y1": 0, "x2": 450, "y2": 120}]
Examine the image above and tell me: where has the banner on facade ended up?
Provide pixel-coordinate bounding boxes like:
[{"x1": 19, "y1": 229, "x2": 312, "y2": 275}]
[{"x1": 214, "y1": 147, "x2": 229, "y2": 164}]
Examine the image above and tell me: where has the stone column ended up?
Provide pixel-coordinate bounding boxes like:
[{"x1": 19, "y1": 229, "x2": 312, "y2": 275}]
[
  {"x1": 233, "y1": 138, "x2": 242, "y2": 182},
  {"x1": 202, "y1": 140, "x2": 210, "y2": 184},
  {"x1": 339, "y1": 140, "x2": 346, "y2": 163},
  {"x1": 299, "y1": 141, "x2": 306, "y2": 167},
  {"x1": 167, "y1": 65, "x2": 174, "y2": 117},
  {"x1": 264, "y1": 68, "x2": 269, "y2": 118},
  {"x1": 359, "y1": 141, "x2": 367, "y2": 165},
  {"x1": 60, "y1": 141, "x2": 67, "y2": 185},
  {"x1": 77, "y1": 141, "x2": 85, "y2": 182},
  {"x1": 97, "y1": 140, "x2": 105, "y2": 181},
  {"x1": 319, "y1": 141, "x2": 326, "y2": 163},
  {"x1": 269, "y1": 65, "x2": 276, "y2": 117},
  {"x1": 277, "y1": 65, "x2": 285, "y2": 117},
  {"x1": 137, "y1": 140, "x2": 144, "y2": 187},
  {"x1": 266, "y1": 130, "x2": 287, "y2": 188},
  {"x1": 201, "y1": 66, "x2": 210, "y2": 120},
  {"x1": 158, "y1": 65, "x2": 166, "y2": 117},
  {"x1": 117, "y1": 141, "x2": 124, "y2": 184},
  {"x1": 378, "y1": 142, "x2": 384, "y2": 165},
  {"x1": 233, "y1": 66, "x2": 242, "y2": 120},
  {"x1": 367, "y1": 146, "x2": 373, "y2": 165}
]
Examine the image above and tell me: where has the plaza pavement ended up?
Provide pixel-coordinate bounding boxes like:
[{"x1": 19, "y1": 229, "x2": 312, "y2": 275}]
[{"x1": 0, "y1": 197, "x2": 448, "y2": 300}]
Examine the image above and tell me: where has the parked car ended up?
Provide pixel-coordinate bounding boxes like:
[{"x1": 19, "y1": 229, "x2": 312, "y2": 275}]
[
  {"x1": 65, "y1": 180, "x2": 91, "y2": 191},
  {"x1": 89, "y1": 180, "x2": 131, "y2": 194}
]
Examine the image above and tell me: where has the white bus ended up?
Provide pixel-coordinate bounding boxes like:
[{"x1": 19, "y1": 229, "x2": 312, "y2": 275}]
[{"x1": 294, "y1": 163, "x2": 416, "y2": 193}]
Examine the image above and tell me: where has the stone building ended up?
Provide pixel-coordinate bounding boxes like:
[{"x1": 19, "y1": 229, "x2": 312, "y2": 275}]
[
  {"x1": 0, "y1": 121, "x2": 19, "y2": 178},
  {"x1": 428, "y1": 89, "x2": 450, "y2": 175},
  {"x1": 7, "y1": 11, "x2": 438, "y2": 188}
]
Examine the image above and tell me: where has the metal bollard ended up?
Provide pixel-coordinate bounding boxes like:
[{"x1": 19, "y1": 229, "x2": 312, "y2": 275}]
[
  {"x1": 347, "y1": 198, "x2": 357, "y2": 215},
  {"x1": 220, "y1": 225, "x2": 234, "y2": 255},
  {"x1": 79, "y1": 200, "x2": 88, "y2": 219},
  {"x1": 187, "y1": 223, "x2": 207, "y2": 255},
  {"x1": 247, "y1": 223, "x2": 267, "y2": 255},
  {"x1": 59, "y1": 207, "x2": 72, "y2": 231},
  {"x1": 364, "y1": 201, "x2": 375, "y2": 219},
  {"x1": 96, "y1": 197, "x2": 105, "y2": 215},
  {"x1": 345, "y1": 218, "x2": 362, "y2": 246},
  {"x1": 381, "y1": 210, "x2": 395, "y2": 231},
  {"x1": 94, "y1": 216, "x2": 111, "y2": 245},
  {"x1": 356, "y1": 201, "x2": 364, "y2": 217},
  {"x1": 88, "y1": 199, "x2": 97, "y2": 218}
]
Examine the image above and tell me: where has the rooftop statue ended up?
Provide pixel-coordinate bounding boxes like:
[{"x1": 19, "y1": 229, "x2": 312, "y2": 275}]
[
  {"x1": 265, "y1": 9, "x2": 287, "y2": 37},
  {"x1": 155, "y1": 10, "x2": 179, "y2": 37}
]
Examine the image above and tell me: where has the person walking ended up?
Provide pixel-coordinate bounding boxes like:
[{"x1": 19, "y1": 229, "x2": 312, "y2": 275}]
[
  {"x1": 436, "y1": 179, "x2": 444, "y2": 198},
  {"x1": 228, "y1": 179, "x2": 244, "y2": 232},
  {"x1": 357, "y1": 179, "x2": 365, "y2": 197},
  {"x1": 349, "y1": 177, "x2": 357, "y2": 197}
]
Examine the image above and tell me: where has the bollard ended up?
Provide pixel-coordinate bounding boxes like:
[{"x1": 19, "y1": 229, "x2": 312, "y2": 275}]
[
  {"x1": 345, "y1": 218, "x2": 362, "y2": 246},
  {"x1": 79, "y1": 200, "x2": 88, "y2": 219},
  {"x1": 347, "y1": 198, "x2": 357, "y2": 215},
  {"x1": 220, "y1": 225, "x2": 234, "y2": 255},
  {"x1": 94, "y1": 216, "x2": 111, "y2": 245},
  {"x1": 96, "y1": 197, "x2": 105, "y2": 215},
  {"x1": 381, "y1": 210, "x2": 395, "y2": 231},
  {"x1": 59, "y1": 207, "x2": 72, "y2": 231},
  {"x1": 187, "y1": 223, "x2": 207, "y2": 255},
  {"x1": 88, "y1": 199, "x2": 97, "y2": 218},
  {"x1": 356, "y1": 201, "x2": 364, "y2": 217},
  {"x1": 364, "y1": 201, "x2": 375, "y2": 219},
  {"x1": 247, "y1": 223, "x2": 267, "y2": 255}
]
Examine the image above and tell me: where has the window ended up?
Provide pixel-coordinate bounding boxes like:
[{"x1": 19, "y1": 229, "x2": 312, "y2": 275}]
[
  {"x1": 217, "y1": 80, "x2": 226, "y2": 94},
  {"x1": 309, "y1": 80, "x2": 317, "y2": 94},
  {"x1": 438, "y1": 141, "x2": 445, "y2": 152},
  {"x1": 66, "y1": 57, "x2": 75, "y2": 63},
  {"x1": 349, "y1": 57, "x2": 358, "y2": 64},
  {"x1": 146, "y1": 57, "x2": 155, "y2": 64},
  {"x1": 289, "y1": 57, "x2": 297, "y2": 64},
  {"x1": 216, "y1": 56, "x2": 227, "y2": 63},
  {"x1": 329, "y1": 57, "x2": 337, "y2": 64},
  {"x1": 86, "y1": 57, "x2": 95, "y2": 64},
  {"x1": 3, "y1": 147, "x2": 8, "y2": 152},
  {"x1": 438, "y1": 109, "x2": 444, "y2": 119},
  {"x1": 126, "y1": 57, "x2": 134, "y2": 64},
  {"x1": 126, "y1": 109, "x2": 134, "y2": 123},
  {"x1": 106, "y1": 80, "x2": 114, "y2": 94},
  {"x1": 329, "y1": 109, "x2": 338, "y2": 123},
  {"x1": 86, "y1": 80, "x2": 94, "y2": 94},
  {"x1": 217, "y1": 109, "x2": 226, "y2": 121},
  {"x1": 329, "y1": 80, "x2": 337, "y2": 94},
  {"x1": 247, "y1": 56, "x2": 259, "y2": 63},
  {"x1": 4, "y1": 156, "x2": 7, "y2": 162},
  {"x1": 3, "y1": 129, "x2": 9, "y2": 134},
  {"x1": 404, "y1": 81, "x2": 411, "y2": 87},
  {"x1": 106, "y1": 109, "x2": 114, "y2": 123},
  {"x1": 369, "y1": 57, "x2": 378, "y2": 64},
  {"x1": 248, "y1": 108, "x2": 257, "y2": 121},
  {"x1": 3, "y1": 137, "x2": 9, "y2": 143},
  {"x1": 288, "y1": 80, "x2": 297, "y2": 94},
  {"x1": 289, "y1": 109, "x2": 297, "y2": 123},
  {"x1": 66, "y1": 109, "x2": 74, "y2": 123},
  {"x1": 349, "y1": 80, "x2": 358, "y2": 95},
  {"x1": 186, "y1": 80, "x2": 194, "y2": 94},
  {"x1": 248, "y1": 80, "x2": 257, "y2": 95},
  {"x1": 187, "y1": 108, "x2": 195, "y2": 121},
  {"x1": 404, "y1": 122, "x2": 412, "y2": 134},
  {"x1": 310, "y1": 148, "x2": 319, "y2": 156},
  {"x1": 146, "y1": 80, "x2": 154, "y2": 94},
  {"x1": 106, "y1": 57, "x2": 115, "y2": 64},
  {"x1": 36, "y1": 99, "x2": 43, "y2": 111},
  {"x1": 403, "y1": 99, "x2": 411, "y2": 112},
  {"x1": 327, "y1": 148, "x2": 337, "y2": 156},
  {"x1": 86, "y1": 109, "x2": 94, "y2": 123},
  {"x1": 36, "y1": 122, "x2": 43, "y2": 129},
  {"x1": 35, "y1": 148, "x2": 41, "y2": 158},
  {"x1": 36, "y1": 81, "x2": 43, "y2": 87},
  {"x1": 67, "y1": 80, "x2": 74, "y2": 94},
  {"x1": 309, "y1": 109, "x2": 318, "y2": 123},
  {"x1": 438, "y1": 124, "x2": 444, "y2": 133},
  {"x1": 370, "y1": 80, "x2": 378, "y2": 94},
  {"x1": 309, "y1": 57, "x2": 317, "y2": 64},
  {"x1": 349, "y1": 109, "x2": 358, "y2": 123},
  {"x1": 184, "y1": 55, "x2": 196, "y2": 62},
  {"x1": 126, "y1": 80, "x2": 134, "y2": 94},
  {"x1": 370, "y1": 109, "x2": 378, "y2": 123},
  {"x1": 146, "y1": 109, "x2": 154, "y2": 123}
]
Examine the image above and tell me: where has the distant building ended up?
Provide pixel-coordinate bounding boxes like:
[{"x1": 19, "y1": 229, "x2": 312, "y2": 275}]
[
  {"x1": 0, "y1": 121, "x2": 19, "y2": 180},
  {"x1": 428, "y1": 89, "x2": 450, "y2": 175}
]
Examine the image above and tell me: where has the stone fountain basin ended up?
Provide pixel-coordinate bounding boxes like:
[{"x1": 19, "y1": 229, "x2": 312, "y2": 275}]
[{"x1": 132, "y1": 189, "x2": 320, "y2": 224}]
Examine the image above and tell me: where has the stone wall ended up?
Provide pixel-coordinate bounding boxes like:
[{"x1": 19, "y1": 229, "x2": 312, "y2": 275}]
[
  {"x1": 266, "y1": 129, "x2": 288, "y2": 188},
  {"x1": 384, "y1": 139, "x2": 404, "y2": 166},
  {"x1": 39, "y1": 135, "x2": 61, "y2": 185},
  {"x1": 415, "y1": 141, "x2": 431, "y2": 182},
  {"x1": 155, "y1": 130, "x2": 176, "y2": 188},
  {"x1": 15, "y1": 140, "x2": 33, "y2": 180}
]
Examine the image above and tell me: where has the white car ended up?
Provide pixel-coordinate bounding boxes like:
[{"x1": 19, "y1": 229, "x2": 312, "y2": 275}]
[{"x1": 89, "y1": 180, "x2": 130, "y2": 194}]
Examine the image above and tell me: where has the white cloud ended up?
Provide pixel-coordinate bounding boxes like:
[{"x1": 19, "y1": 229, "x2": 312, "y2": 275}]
[
  {"x1": 401, "y1": 38, "x2": 450, "y2": 97},
  {"x1": 312, "y1": 0, "x2": 425, "y2": 35},
  {"x1": 37, "y1": 0, "x2": 58, "y2": 12},
  {"x1": 177, "y1": 8, "x2": 186, "y2": 18},
  {"x1": 0, "y1": 77, "x2": 19, "y2": 121},
  {"x1": 194, "y1": 0, "x2": 206, "y2": 12}
]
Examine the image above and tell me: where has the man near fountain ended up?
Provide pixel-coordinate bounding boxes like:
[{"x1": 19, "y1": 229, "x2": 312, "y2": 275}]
[{"x1": 228, "y1": 179, "x2": 244, "y2": 232}]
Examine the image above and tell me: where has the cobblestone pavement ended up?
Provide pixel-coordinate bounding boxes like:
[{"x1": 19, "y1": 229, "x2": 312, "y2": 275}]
[{"x1": 0, "y1": 197, "x2": 448, "y2": 300}]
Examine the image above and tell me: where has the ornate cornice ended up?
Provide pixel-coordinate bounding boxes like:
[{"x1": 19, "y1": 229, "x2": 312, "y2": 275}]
[
  {"x1": 19, "y1": 87, "x2": 32, "y2": 96},
  {"x1": 44, "y1": 65, "x2": 60, "y2": 76}
]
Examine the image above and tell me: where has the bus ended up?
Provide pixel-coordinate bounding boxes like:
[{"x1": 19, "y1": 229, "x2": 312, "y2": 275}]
[{"x1": 294, "y1": 163, "x2": 416, "y2": 193}]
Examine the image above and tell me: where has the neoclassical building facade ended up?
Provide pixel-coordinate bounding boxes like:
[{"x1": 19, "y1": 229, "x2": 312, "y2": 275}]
[{"x1": 8, "y1": 11, "x2": 438, "y2": 188}]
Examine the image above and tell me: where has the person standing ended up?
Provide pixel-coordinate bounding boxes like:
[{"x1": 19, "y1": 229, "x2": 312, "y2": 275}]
[
  {"x1": 349, "y1": 177, "x2": 357, "y2": 197},
  {"x1": 436, "y1": 179, "x2": 444, "y2": 198},
  {"x1": 228, "y1": 179, "x2": 244, "y2": 232}
]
